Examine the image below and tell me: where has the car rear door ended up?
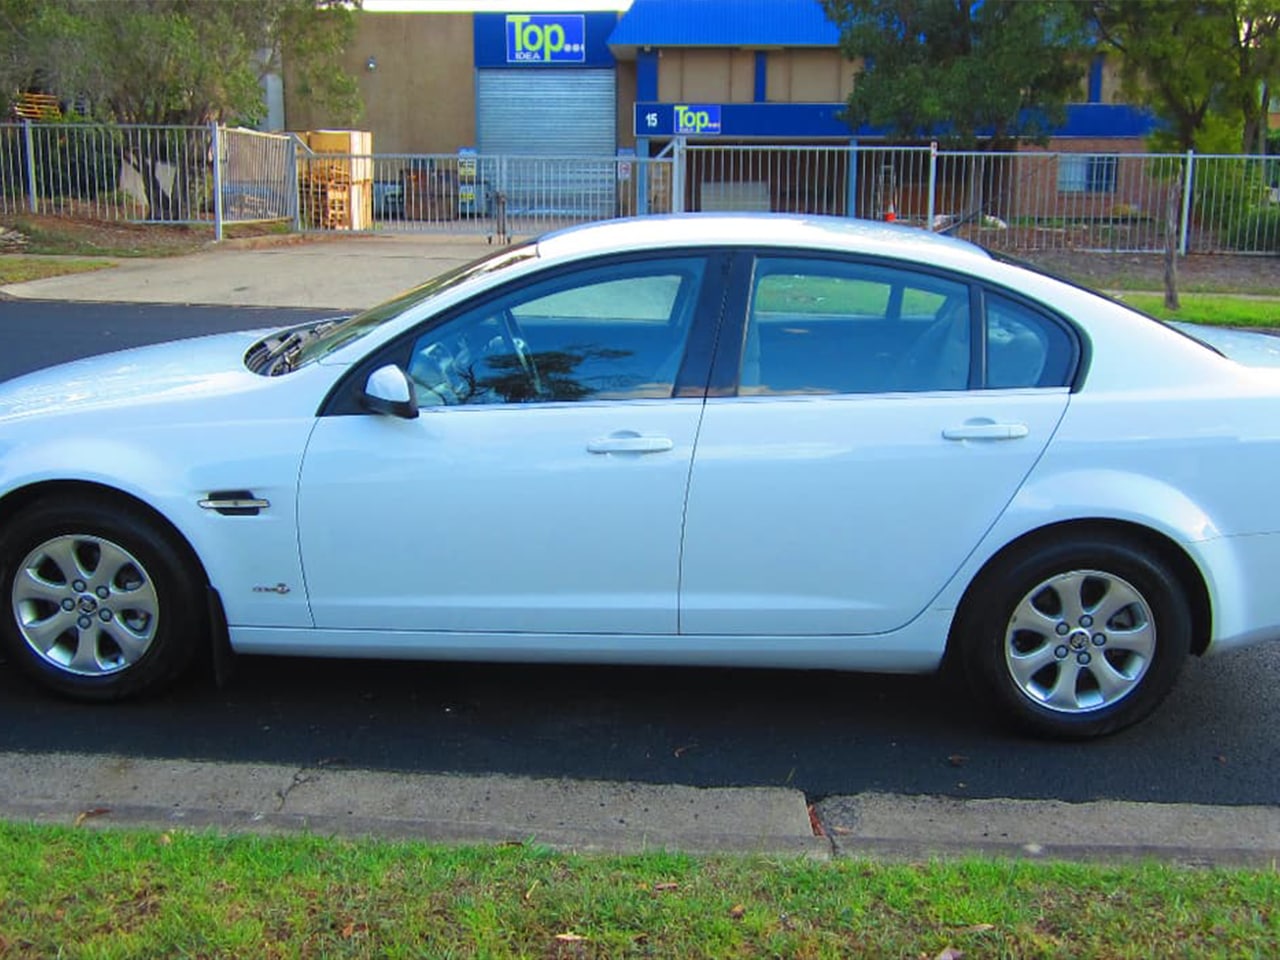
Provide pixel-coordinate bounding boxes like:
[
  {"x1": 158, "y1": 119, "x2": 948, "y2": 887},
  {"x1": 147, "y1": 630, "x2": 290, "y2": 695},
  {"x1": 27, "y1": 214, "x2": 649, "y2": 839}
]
[{"x1": 679, "y1": 251, "x2": 1077, "y2": 636}]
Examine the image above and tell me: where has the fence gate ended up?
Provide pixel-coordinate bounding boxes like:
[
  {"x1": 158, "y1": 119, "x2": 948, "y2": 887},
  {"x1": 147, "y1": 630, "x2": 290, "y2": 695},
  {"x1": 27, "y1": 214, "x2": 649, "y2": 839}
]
[
  {"x1": 295, "y1": 150, "x2": 675, "y2": 239},
  {"x1": 217, "y1": 127, "x2": 295, "y2": 232}
]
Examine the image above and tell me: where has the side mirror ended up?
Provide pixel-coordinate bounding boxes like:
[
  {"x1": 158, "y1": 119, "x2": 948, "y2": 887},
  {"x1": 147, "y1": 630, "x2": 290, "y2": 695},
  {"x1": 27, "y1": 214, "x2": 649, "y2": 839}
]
[{"x1": 361, "y1": 364, "x2": 419, "y2": 419}]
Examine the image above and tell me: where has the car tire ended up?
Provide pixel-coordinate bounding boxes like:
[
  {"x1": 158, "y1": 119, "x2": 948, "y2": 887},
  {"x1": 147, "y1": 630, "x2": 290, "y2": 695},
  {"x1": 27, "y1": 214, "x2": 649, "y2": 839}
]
[
  {"x1": 957, "y1": 535, "x2": 1191, "y2": 739},
  {"x1": 0, "y1": 497, "x2": 206, "y2": 701}
]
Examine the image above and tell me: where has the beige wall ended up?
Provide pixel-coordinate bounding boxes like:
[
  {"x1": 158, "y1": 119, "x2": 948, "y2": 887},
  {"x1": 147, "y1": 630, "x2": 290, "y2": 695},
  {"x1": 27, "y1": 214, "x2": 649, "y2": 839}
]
[
  {"x1": 616, "y1": 61, "x2": 637, "y2": 148},
  {"x1": 287, "y1": 13, "x2": 476, "y2": 154},
  {"x1": 766, "y1": 49, "x2": 852, "y2": 103},
  {"x1": 656, "y1": 49, "x2": 758, "y2": 103}
]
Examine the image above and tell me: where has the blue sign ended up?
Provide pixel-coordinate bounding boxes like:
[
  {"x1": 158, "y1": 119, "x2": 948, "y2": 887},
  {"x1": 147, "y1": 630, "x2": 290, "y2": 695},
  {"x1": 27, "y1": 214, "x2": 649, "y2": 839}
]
[
  {"x1": 674, "y1": 104, "x2": 721, "y2": 135},
  {"x1": 635, "y1": 102, "x2": 853, "y2": 139},
  {"x1": 505, "y1": 14, "x2": 586, "y2": 64}
]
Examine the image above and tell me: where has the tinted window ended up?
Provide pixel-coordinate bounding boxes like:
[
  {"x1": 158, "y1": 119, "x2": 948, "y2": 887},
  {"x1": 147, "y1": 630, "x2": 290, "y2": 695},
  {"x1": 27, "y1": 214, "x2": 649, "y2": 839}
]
[
  {"x1": 407, "y1": 257, "x2": 707, "y2": 407},
  {"x1": 741, "y1": 258, "x2": 971, "y2": 395},
  {"x1": 985, "y1": 292, "x2": 1075, "y2": 388}
]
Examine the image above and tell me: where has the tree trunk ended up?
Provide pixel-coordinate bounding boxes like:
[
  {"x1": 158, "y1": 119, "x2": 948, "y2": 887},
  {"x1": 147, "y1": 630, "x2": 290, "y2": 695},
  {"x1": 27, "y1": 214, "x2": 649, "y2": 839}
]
[
  {"x1": 1164, "y1": 167, "x2": 1181, "y2": 312},
  {"x1": 1258, "y1": 83, "x2": 1271, "y2": 156}
]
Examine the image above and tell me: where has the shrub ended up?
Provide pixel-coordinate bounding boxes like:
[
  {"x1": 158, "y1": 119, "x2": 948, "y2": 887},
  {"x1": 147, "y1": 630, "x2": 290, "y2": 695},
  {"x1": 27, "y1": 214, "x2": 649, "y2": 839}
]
[{"x1": 1222, "y1": 205, "x2": 1280, "y2": 253}]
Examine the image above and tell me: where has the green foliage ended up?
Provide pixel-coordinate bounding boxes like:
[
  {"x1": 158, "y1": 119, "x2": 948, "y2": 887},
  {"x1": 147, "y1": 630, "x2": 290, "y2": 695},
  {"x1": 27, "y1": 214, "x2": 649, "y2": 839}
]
[
  {"x1": 820, "y1": 0, "x2": 1090, "y2": 147},
  {"x1": 1222, "y1": 205, "x2": 1280, "y2": 252},
  {"x1": 1088, "y1": 0, "x2": 1280, "y2": 154},
  {"x1": 1, "y1": 0, "x2": 361, "y2": 126},
  {"x1": 1147, "y1": 112, "x2": 1244, "y2": 156},
  {"x1": 1193, "y1": 156, "x2": 1269, "y2": 239}
]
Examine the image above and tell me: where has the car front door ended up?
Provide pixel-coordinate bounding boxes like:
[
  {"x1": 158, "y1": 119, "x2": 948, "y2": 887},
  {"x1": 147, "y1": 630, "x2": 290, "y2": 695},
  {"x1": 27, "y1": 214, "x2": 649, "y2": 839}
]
[
  {"x1": 297, "y1": 252, "x2": 724, "y2": 636},
  {"x1": 680, "y1": 253, "x2": 1078, "y2": 636}
]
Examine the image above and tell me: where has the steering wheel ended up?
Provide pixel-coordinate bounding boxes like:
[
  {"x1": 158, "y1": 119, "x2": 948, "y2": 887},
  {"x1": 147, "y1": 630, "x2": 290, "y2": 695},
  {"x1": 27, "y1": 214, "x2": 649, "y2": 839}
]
[{"x1": 499, "y1": 309, "x2": 544, "y2": 399}]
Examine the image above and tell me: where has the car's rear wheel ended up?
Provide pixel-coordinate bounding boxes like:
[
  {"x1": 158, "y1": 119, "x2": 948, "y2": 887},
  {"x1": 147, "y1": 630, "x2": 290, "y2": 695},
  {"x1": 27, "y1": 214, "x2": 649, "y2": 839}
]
[
  {"x1": 958, "y1": 535, "x2": 1191, "y2": 738},
  {"x1": 0, "y1": 497, "x2": 205, "y2": 700}
]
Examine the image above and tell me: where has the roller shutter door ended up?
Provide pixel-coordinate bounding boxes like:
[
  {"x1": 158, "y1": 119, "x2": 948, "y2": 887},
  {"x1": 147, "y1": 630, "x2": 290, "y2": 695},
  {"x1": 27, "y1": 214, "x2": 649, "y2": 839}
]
[{"x1": 476, "y1": 70, "x2": 617, "y2": 218}]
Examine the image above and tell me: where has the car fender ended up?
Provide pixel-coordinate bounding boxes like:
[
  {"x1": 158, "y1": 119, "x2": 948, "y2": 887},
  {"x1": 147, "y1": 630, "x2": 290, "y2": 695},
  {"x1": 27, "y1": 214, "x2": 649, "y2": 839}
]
[
  {"x1": 0, "y1": 424, "x2": 316, "y2": 630},
  {"x1": 931, "y1": 466, "x2": 1221, "y2": 610}
]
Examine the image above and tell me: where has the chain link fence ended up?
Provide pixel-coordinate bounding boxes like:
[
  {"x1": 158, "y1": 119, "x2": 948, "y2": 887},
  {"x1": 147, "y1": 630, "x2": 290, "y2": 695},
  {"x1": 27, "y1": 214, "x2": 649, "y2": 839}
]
[{"x1": 2, "y1": 121, "x2": 1277, "y2": 254}]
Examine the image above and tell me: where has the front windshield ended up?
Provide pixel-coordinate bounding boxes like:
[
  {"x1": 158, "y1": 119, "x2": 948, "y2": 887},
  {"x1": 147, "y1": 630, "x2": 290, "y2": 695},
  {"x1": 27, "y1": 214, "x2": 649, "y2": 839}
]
[{"x1": 287, "y1": 242, "x2": 538, "y2": 368}]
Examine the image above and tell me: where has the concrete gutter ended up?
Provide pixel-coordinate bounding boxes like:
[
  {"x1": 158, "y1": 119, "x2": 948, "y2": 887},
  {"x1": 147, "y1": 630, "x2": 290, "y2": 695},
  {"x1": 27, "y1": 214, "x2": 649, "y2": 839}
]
[{"x1": 2, "y1": 752, "x2": 1278, "y2": 865}]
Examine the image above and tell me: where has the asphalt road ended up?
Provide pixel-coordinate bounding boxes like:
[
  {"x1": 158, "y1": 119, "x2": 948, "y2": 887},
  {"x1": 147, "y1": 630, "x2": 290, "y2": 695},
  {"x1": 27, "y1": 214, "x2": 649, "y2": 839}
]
[{"x1": 0, "y1": 300, "x2": 1276, "y2": 807}]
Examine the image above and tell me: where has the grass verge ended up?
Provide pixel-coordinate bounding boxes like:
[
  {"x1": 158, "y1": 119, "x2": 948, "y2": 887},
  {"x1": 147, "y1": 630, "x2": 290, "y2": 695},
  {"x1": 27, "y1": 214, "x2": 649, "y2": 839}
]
[
  {"x1": 2, "y1": 214, "x2": 294, "y2": 258},
  {"x1": 0, "y1": 822, "x2": 1276, "y2": 958},
  {"x1": 0, "y1": 254, "x2": 115, "y2": 286},
  {"x1": 1115, "y1": 293, "x2": 1280, "y2": 328}
]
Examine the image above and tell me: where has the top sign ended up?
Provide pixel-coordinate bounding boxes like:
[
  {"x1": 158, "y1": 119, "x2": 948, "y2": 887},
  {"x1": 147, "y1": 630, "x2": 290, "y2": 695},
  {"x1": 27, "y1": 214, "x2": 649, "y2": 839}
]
[{"x1": 506, "y1": 14, "x2": 586, "y2": 64}]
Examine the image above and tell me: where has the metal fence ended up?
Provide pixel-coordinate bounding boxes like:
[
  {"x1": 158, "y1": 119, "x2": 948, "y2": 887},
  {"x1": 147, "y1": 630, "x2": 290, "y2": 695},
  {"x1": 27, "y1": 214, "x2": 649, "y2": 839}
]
[
  {"x1": 0, "y1": 121, "x2": 294, "y2": 236},
  {"x1": 682, "y1": 142, "x2": 1280, "y2": 255},
  {"x1": 3, "y1": 120, "x2": 1278, "y2": 254},
  {"x1": 294, "y1": 149, "x2": 674, "y2": 239}
]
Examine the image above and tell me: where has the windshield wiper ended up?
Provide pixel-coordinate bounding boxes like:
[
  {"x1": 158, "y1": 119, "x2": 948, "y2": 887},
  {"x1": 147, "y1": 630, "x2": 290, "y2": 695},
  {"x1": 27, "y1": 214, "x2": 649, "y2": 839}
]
[{"x1": 258, "y1": 318, "x2": 343, "y2": 375}]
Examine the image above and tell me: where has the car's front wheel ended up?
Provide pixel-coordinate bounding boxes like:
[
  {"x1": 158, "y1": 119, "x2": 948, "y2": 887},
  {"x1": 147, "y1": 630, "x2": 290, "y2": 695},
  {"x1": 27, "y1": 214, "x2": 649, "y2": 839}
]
[
  {"x1": 0, "y1": 497, "x2": 206, "y2": 700},
  {"x1": 958, "y1": 535, "x2": 1191, "y2": 738}
]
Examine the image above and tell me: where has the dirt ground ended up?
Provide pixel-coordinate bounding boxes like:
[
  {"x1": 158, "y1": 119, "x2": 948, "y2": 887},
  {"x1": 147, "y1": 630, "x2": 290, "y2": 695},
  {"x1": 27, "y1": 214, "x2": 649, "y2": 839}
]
[{"x1": 1018, "y1": 250, "x2": 1280, "y2": 295}]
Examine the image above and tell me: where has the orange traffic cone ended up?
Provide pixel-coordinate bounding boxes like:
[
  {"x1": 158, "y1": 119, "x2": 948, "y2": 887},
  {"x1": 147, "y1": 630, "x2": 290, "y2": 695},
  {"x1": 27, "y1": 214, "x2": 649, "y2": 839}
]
[{"x1": 884, "y1": 203, "x2": 896, "y2": 223}]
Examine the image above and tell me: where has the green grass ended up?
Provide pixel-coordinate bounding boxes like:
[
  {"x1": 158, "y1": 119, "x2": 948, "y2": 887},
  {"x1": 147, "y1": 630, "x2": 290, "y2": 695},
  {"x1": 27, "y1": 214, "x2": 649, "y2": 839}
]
[
  {"x1": 0, "y1": 254, "x2": 115, "y2": 285},
  {"x1": 0, "y1": 822, "x2": 1277, "y2": 958},
  {"x1": 1116, "y1": 293, "x2": 1280, "y2": 328}
]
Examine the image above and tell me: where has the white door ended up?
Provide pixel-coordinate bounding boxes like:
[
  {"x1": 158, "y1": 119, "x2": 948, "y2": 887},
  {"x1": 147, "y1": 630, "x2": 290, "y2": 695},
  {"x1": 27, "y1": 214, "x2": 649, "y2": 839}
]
[
  {"x1": 298, "y1": 254, "x2": 718, "y2": 636},
  {"x1": 680, "y1": 256, "x2": 1077, "y2": 636}
]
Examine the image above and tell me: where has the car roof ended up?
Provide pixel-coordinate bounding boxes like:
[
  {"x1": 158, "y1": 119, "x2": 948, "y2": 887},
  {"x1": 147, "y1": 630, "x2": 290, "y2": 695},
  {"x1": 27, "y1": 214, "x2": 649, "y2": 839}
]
[{"x1": 535, "y1": 214, "x2": 994, "y2": 269}]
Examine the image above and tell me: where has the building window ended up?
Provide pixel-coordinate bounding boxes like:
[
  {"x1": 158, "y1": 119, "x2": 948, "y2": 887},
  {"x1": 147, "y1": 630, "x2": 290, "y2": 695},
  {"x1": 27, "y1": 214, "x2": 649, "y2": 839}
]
[{"x1": 1057, "y1": 155, "x2": 1118, "y2": 194}]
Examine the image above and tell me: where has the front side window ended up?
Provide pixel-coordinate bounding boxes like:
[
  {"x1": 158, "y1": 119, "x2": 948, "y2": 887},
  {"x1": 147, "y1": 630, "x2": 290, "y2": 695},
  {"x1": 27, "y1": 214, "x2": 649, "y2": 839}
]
[
  {"x1": 741, "y1": 258, "x2": 971, "y2": 395},
  {"x1": 406, "y1": 257, "x2": 708, "y2": 407}
]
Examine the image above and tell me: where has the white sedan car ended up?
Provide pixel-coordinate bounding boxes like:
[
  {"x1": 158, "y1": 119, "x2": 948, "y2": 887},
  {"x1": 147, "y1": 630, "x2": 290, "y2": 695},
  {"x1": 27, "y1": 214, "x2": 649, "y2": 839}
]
[{"x1": 1, "y1": 215, "x2": 1277, "y2": 738}]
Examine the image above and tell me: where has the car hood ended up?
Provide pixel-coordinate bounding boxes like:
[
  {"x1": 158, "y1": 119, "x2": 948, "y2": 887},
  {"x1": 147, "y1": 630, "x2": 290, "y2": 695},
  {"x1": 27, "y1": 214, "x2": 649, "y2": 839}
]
[
  {"x1": 0, "y1": 329, "x2": 273, "y2": 423},
  {"x1": 1171, "y1": 322, "x2": 1280, "y2": 367}
]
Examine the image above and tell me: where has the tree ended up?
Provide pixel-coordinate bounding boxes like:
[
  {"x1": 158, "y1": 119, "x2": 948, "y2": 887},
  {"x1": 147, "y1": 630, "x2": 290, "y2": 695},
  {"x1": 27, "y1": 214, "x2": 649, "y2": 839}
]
[
  {"x1": 821, "y1": 0, "x2": 1091, "y2": 148},
  {"x1": 1, "y1": 0, "x2": 361, "y2": 218},
  {"x1": 1088, "y1": 0, "x2": 1280, "y2": 154},
  {"x1": 3, "y1": 0, "x2": 360, "y2": 126}
]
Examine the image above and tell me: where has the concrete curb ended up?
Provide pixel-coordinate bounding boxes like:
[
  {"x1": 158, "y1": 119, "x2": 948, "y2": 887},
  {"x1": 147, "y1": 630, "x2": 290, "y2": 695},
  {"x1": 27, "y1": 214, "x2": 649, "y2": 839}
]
[
  {"x1": 0, "y1": 752, "x2": 828, "y2": 858},
  {"x1": 815, "y1": 792, "x2": 1280, "y2": 867},
  {"x1": 3, "y1": 752, "x2": 1278, "y2": 865}
]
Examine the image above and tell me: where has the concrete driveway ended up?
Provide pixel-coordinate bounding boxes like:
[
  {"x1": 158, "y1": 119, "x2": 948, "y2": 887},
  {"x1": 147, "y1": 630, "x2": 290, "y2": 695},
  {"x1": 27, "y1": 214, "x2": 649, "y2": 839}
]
[{"x1": 1, "y1": 234, "x2": 499, "y2": 311}]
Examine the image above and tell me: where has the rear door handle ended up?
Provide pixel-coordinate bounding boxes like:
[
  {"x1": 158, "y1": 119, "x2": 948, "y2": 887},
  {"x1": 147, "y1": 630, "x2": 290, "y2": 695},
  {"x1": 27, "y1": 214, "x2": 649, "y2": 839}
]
[
  {"x1": 587, "y1": 434, "x2": 674, "y2": 454},
  {"x1": 942, "y1": 422, "x2": 1030, "y2": 441}
]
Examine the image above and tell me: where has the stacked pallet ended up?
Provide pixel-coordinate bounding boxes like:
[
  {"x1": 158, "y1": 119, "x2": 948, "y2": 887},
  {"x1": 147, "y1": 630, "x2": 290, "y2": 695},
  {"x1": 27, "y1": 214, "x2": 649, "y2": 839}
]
[
  {"x1": 298, "y1": 130, "x2": 373, "y2": 230},
  {"x1": 11, "y1": 92, "x2": 62, "y2": 120}
]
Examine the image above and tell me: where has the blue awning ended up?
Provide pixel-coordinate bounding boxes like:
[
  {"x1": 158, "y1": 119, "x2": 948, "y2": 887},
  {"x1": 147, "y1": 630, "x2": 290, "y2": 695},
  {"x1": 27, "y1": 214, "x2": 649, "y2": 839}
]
[{"x1": 609, "y1": 0, "x2": 841, "y2": 49}]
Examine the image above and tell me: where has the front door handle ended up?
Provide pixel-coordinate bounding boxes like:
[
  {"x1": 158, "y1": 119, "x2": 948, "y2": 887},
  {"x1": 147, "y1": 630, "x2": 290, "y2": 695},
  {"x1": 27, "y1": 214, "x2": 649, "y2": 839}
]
[
  {"x1": 587, "y1": 434, "x2": 675, "y2": 454},
  {"x1": 942, "y1": 421, "x2": 1030, "y2": 441}
]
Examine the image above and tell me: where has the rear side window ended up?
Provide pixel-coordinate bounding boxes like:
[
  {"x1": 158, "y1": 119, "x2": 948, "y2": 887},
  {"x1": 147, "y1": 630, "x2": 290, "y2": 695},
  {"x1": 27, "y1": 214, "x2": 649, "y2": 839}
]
[
  {"x1": 742, "y1": 257, "x2": 972, "y2": 395},
  {"x1": 985, "y1": 292, "x2": 1075, "y2": 389}
]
